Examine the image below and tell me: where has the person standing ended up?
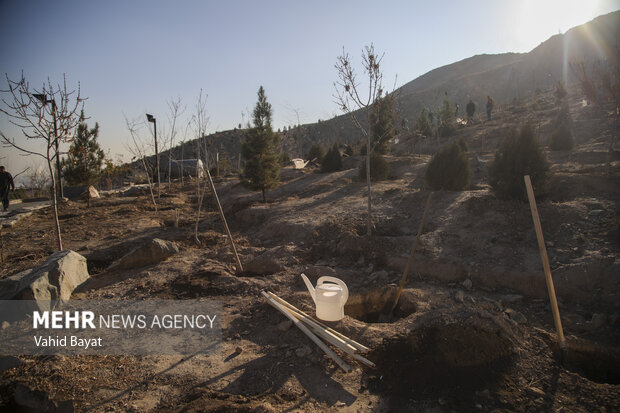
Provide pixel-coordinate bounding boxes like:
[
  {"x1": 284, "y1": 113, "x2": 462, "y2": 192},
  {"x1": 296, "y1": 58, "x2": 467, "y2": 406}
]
[
  {"x1": 466, "y1": 99, "x2": 475, "y2": 123},
  {"x1": 486, "y1": 96, "x2": 495, "y2": 121},
  {"x1": 0, "y1": 166, "x2": 15, "y2": 211}
]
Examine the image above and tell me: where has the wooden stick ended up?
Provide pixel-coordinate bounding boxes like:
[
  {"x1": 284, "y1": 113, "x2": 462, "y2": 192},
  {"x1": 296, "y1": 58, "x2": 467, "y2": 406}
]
[
  {"x1": 389, "y1": 192, "x2": 433, "y2": 317},
  {"x1": 265, "y1": 293, "x2": 375, "y2": 367},
  {"x1": 524, "y1": 175, "x2": 566, "y2": 349},
  {"x1": 265, "y1": 291, "x2": 370, "y2": 353},
  {"x1": 206, "y1": 169, "x2": 243, "y2": 273},
  {"x1": 261, "y1": 291, "x2": 351, "y2": 372},
  {"x1": 282, "y1": 304, "x2": 358, "y2": 352},
  {"x1": 265, "y1": 292, "x2": 375, "y2": 368}
]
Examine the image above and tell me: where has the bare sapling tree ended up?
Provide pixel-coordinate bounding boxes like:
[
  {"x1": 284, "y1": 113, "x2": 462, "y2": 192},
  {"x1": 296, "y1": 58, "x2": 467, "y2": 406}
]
[
  {"x1": 165, "y1": 97, "x2": 185, "y2": 190},
  {"x1": 190, "y1": 90, "x2": 210, "y2": 244},
  {"x1": 0, "y1": 73, "x2": 85, "y2": 251},
  {"x1": 334, "y1": 44, "x2": 397, "y2": 237},
  {"x1": 124, "y1": 115, "x2": 158, "y2": 212}
]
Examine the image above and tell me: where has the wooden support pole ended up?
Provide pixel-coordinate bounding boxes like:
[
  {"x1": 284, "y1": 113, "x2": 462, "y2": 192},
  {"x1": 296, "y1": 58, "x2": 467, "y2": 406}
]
[
  {"x1": 524, "y1": 175, "x2": 566, "y2": 349},
  {"x1": 261, "y1": 291, "x2": 351, "y2": 372},
  {"x1": 265, "y1": 291, "x2": 370, "y2": 353},
  {"x1": 389, "y1": 192, "x2": 433, "y2": 318},
  {"x1": 206, "y1": 169, "x2": 243, "y2": 273},
  {"x1": 265, "y1": 292, "x2": 375, "y2": 367}
]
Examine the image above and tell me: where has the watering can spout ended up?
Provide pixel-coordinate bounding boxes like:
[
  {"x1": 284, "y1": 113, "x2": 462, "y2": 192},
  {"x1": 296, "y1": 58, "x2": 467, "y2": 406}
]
[{"x1": 300, "y1": 273, "x2": 316, "y2": 303}]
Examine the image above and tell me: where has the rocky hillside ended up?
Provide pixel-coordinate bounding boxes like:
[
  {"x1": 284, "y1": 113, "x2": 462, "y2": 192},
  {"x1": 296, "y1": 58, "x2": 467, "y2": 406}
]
[{"x1": 149, "y1": 11, "x2": 618, "y2": 173}]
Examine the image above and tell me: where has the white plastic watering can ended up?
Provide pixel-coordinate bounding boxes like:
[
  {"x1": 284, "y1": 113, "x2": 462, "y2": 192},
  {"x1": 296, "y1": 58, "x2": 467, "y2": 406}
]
[{"x1": 301, "y1": 273, "x2": 349, "y2": 321}]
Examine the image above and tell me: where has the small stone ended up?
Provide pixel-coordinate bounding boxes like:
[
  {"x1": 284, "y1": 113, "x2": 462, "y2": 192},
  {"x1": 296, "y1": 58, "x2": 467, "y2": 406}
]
[
  {"x1": 526, "y1": 386, "x2": 545, "y2": 397},
  {"x1": 588, "y1": 209, "x2": 604, "y2": 219},
  {"x1": 502, "y1": 294, "x2": 523, "y2": 303},
  {"x1": 369, "y1": 270, "x2": 388, "y2": 281},
  {"x1": 476, "y1": 389, "x2": 491, "y2": 399},
  {"x1": 505, "y1": 308, "x2": 527, "y2": 324},
  {"x1": 277, "y1": 320, "x2": 293, "y2": 332},
  {"x1": 590, "y1": 313, "x2": 607, "y2": 330},
  {"x1": 454, "y1": 290, "x2": 465, "y2": 303},
  {"x1": 295, "y1": 345, "x2": 312, "y2": 358},
  {"x1": 235, "y1": 346, "x2": 243, "y2": 354},
  {"x1": 462, "y1": 278, "x2": 473, "y2": 290}
]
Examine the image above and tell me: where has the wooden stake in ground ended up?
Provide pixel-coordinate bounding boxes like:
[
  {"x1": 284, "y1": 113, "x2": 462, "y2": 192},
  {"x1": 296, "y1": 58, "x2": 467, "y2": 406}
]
[
  {"x1": 388, "y1": 192, "x2": 433, "y2": 319},
  {"x1": 206, "y1": 169, "x2": 243, "y2": 273},
  {"x1": 524, "y1": 175, "x2": 566, "y2": 349}
]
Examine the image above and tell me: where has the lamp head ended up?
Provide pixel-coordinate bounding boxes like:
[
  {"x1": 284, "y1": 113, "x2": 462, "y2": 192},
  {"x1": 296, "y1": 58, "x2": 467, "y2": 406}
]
[
  {"x1": 146, "y1": 114, "x2": 155, "y2": 123},
  {"x1": 33, "y1": 94, "x2": 47, "y2": 104}
]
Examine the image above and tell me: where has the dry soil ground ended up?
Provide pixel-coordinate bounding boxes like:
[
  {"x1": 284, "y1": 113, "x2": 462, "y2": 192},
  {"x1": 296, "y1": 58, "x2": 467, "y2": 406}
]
[{"x1": 0, "y1": 92, "x2": 619, "y2": 412}]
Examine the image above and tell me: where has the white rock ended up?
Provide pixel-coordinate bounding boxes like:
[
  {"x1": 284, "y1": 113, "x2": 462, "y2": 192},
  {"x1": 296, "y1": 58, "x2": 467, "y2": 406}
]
[
  {"x1": 462, "y1": 278, "x2": 473, "y2": 290},
  {"x1": 295, "y1": 345, "x2": 312, "y2": 358},
  {"x1": 0, "y1": 250, "x2": 89, "y2": 311}
]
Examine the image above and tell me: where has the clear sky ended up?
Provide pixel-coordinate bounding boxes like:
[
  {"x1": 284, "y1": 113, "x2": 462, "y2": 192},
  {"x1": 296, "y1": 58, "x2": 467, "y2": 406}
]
[{"x1": 1, "y1": 0, "x2": 619, "y2": 178}]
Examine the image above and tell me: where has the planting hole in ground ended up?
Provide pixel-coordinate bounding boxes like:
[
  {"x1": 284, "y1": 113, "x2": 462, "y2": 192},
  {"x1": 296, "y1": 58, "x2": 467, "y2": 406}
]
[
  {"x1": 345, "y1": 286, "x2": 416, "y2": 323},
  {"x1": 369, "y1": 322, "x2": 515, "y2": 405},
  {"x1": 553, "y1": 340, "x2": 620, "y2": 384},
  {"x1": 85, "y1": 258, "x2": 113, "y2": 274}
]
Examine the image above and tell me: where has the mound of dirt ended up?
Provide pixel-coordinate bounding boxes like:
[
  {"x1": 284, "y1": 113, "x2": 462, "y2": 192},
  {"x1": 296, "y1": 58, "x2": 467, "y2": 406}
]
[{"x1": 369, "y1": 318, "x2": 516, "y2": 409}]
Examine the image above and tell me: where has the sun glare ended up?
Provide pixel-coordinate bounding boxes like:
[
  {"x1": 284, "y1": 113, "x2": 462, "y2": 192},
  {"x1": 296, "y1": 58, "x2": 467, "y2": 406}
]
[{"x1": 517, "y1": 0, "x2": 600, "y2": 50}]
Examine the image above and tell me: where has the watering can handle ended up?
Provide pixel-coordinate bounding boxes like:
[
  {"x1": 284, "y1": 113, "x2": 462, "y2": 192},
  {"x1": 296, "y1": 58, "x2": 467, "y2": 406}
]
[{"x1": 317, "y1": 276, "x2": 349, "y2": 303}]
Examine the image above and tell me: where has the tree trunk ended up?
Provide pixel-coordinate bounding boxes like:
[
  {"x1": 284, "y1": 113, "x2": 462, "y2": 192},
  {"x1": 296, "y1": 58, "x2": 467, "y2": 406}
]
[
  {"x1": 47, "y1": 156, "x2": 63, "y2": 251},
  {"x1": 366, "y1": 134, "x2": 372, "y2": 237},
  {"x1": 194, "y1": 172, "x2": 202, "y2": 245}
]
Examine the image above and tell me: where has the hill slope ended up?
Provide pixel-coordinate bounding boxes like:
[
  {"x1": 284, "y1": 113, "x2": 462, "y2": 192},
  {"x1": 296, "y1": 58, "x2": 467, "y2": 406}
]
[{"x1": 156, "y1": 11, "x2": 618, "y2": 169}]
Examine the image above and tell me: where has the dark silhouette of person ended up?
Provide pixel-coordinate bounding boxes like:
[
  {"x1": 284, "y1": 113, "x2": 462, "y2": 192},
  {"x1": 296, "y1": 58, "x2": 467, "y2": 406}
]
[
  {"x1": 466, "y1": 99, "x2": 475, "y2": 123},
  {"x1": 0, "y1": 166, "x2": 15, "y2": 211},
  {"x1": 486, "y1": 96, "x2": 494, "y2": 120}
]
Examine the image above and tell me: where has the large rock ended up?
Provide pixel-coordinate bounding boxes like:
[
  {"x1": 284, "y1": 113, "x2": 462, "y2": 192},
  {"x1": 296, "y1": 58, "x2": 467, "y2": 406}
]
[
  {"x1": 0, "y1": 250, "x2": 89, "y2": 311},
  {"x1": 121, "y1": 185, "x2": 150, "y2": 197},
  {"x1": 83, "y1": 185, "x2": 100, "y2": 199},
  {"x1": 107, "y1": 238, "x2": 179, "y2": 271}
]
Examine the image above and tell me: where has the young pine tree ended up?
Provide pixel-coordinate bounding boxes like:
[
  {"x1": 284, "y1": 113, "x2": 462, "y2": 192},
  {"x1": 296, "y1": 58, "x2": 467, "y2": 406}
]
[
  {"x1": 425, "y1": 141, "x2": 471, "y2": 190},
  {"x1": 241, "y1": 86, "x2": 280, "y2": 202},
  {"x1": 62, "y1": 110, "x2": 105, "y2": 186},
  {"x1": 321, "y1": 144, "x2": 343, "y2": 173},
  {"x1": 416, "y1": 108, "x2": 432, "y2": 136},
  {"x1": 438, "y1": 98, "x2": 456, "y2": 137},
  {"x1": 307, "y1": 143, "x2": 325, "y2": 163},
  {"x1": 489, "y1": 123, "x2": 550, "y2": 201}
]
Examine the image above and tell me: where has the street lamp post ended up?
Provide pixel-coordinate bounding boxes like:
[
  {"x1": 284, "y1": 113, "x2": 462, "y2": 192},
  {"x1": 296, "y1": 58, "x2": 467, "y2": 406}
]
[
  {"x1": 34, "y1": 94, "x2": 63, "y2": 198},
  {"x1": 146, "y1": 113, "x2": 160, "y2": 192}
]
